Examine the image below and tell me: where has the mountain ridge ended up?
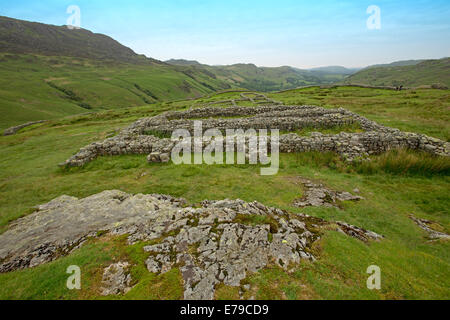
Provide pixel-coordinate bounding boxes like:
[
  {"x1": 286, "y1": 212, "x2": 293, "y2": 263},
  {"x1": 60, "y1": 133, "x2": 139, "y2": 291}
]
[
  {"x1": 1, "y1": 15, "x2": 448, "y2": 130},
  {"x1": 0, "y1": 16, "x2": 158, "y2": 64},
  {"x1": 165, "y1": 60, "x2": 352, "y2": 91},
  {"x1": 342, "y1": 57, "x2": 450, "y2": 88}
]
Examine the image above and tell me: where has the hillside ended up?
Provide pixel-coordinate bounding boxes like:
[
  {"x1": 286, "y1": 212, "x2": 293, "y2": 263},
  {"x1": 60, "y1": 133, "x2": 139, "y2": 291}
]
[
  {"x1": 342, "y1": 58, "x2": 450, "y2": 88},
  {"x1": 0, "y1": 53, "x2": 234, "y2": 130},
  {"x1": 0, "y1": 16, "x2": 355, "y2": 130},
  {"x1": 166, "y1": 60, "x2": 352, "y2": 91},
  {"x1": 0, "y1": 17, "x2": 237, "y2": 130},
  {"x1": 307, "y1": 66, "x2": 360, "y2": 74},
  {"x1": 0, "y1": 87, "x2": 448, "y2": 300},
  {"x1": 165, "y1": 59, "x2": 203, "y2": 66},
  {"x1": 366, "y1": 59, "x2": 425, "y2": 69},
  {"x1": 0, "y1": 16, "x2": 153, "y2": 64},
  {"x1": 1, "y1": 15, "x2": 448, "y2": 131}
]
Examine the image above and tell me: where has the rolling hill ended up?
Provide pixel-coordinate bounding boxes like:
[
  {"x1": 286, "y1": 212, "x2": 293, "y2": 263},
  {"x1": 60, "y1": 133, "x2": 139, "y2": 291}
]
[
  {"x1": 342, "y1": 58, "x2": 450, "y2": 88},
  {"x1": 166, "y1": 60, "x2": 355, "y2": 91},
  {"x1": 0, "y1": 16, "x2": 356, "y2": 129},
  {"x1": 365, "y1": 59, "x2": 425, "y2": 69},
  {"x1": 307, "y1": 66, "x2": 361, "y2": 74},
  {"x1": 0, "y1": 53, "x2": 238, "y2": 129},
  {"x1": 0, "y1": 16, "x2": 236, "y2": 129},
  {"x1": 1, "y1": 15, "x2": 448, "y2": 131}
]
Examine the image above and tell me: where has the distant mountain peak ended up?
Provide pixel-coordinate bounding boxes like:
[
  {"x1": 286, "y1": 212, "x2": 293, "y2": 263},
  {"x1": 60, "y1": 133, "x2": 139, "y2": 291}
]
[
  {"x1": 307, "y1": 66, "x2": 361, "y2": 75},
  {"x1": 165, "y1": 59, "x2": 203, "y2": 66},
  {"x1": 365, "y1": 59, "x2": 426, "y2": 69}
]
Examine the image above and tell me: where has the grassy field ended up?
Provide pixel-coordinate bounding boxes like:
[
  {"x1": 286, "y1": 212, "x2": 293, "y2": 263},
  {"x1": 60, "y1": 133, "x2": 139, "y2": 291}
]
[
  {"x1": 162, "y1": 86, "x2": 450, "y2": 141},
  {"x1": 0, "y1": 87, "x2": 449, "y2": 300},
  {"x1": 269, "y1": 86, "x2": 450, "y2": 141}
]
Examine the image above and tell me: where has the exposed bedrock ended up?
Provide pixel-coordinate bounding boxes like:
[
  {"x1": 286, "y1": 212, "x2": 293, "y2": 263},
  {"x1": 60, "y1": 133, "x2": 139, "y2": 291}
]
[
  {"x1": 0, "y1": 190, "x2": 382, "y2": 299},
  {"x1": 410, "y1": 215, "x2": 450, "y2": 241},
  {"x1": 293, "y1": 178, "x2": 364, "y2": 208}
]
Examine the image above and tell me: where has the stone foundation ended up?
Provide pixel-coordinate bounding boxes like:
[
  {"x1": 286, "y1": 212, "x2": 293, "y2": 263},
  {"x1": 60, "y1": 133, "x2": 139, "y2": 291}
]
[{"x1": 60, "y1": 105, "x2": 449, "y2": 167}]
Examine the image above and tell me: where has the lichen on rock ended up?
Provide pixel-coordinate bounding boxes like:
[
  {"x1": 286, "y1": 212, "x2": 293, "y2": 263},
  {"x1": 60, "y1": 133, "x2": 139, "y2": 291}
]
[
  {"x1": 293, "y1": 178, "x2": 364, "y2": 208},
  {"x1": 100, "y1": 261, "x2": 133, "y2": 296},
  {"x1": 0, "y1": 190, "x2": 383, "y2": 300},
  {"x1": 410, "y1": 215, "x2": 450, "y2": 241}
]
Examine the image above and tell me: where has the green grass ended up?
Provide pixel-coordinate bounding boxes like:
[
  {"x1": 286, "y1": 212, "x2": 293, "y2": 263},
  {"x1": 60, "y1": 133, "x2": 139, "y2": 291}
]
[
  {"x1": 0, "y1": 53, "x2": 233, "y2": 130},
  {"x1": 0, "y1": 53, "x2": 363, "y2": 131},
  {"x1": 343, "y1": 58, "x2": 450, "y2": 88},
  {"x1": 0, "y1": 87, "x2": 449, "y2": 300},
  {"x1": 0, "y1": 234, "x2": 184, "y2": 300},
  {"x1": 0, "y1": 239, "x2": 114, "y2": 300},
  {"x1": 195, "y1": 63, "x2": 348, "y2": 92},
  {"x1": 355, "y1": 149, "x2": 450, "y2": 176},
  {"x1": 269, "y1": 86, "x2": 450, "y2": 141}
]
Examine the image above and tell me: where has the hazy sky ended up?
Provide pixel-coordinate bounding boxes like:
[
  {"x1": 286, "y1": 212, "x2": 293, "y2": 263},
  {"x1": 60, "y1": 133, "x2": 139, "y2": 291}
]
[{"x1": 1, "y1": 0, "x2": 449, "y2": 68}]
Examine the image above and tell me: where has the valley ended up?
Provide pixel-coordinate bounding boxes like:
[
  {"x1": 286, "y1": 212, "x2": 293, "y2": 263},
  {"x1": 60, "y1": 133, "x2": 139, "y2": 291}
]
[{"x1": 0, "y1": 13, "x2": 448, "y2": 302}]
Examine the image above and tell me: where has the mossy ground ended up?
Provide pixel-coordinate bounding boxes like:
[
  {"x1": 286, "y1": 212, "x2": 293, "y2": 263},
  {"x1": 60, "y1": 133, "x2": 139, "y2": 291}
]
[{"x1": 0, "y1": 87, "x2": 449, "y2": 300}]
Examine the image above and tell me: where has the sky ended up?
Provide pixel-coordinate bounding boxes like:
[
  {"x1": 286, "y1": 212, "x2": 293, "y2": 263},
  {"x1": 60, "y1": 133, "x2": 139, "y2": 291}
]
[{"x1": 1, "y1": 0, "x2": 449, "y2": 68}]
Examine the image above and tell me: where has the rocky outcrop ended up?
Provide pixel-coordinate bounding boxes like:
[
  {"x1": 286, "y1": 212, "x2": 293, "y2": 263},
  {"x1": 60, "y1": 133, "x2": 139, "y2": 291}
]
[
  {"x1": 0, "y1": 190, "x2": 382, "y2": 299},
  {"x1": 293, "y1": 179, "x2": 363, "y2": 208},
  {"x1": 335, "y1": 222, "x2": 383, "y2": 242},
  {"x1": 410, "y1": 215, "x2": 450, "y2": 241},
  {"x1": 100, "y1": 262, "x2": 133, "y2": 296},
  {"x1": 60, "y1": 105, "x2": 449, "y2": 167}
]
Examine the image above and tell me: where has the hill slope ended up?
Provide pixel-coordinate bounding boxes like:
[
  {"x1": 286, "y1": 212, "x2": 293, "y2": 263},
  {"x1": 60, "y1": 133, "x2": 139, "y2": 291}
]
[
  {"x1": 342, "y1": 58, "x2": 450, "y2": 88},
  {"x1": 366, "y1": 59, "x2": 425, "y2": 69},
  {"x1": 0, "y1": 16, "x2": 152, "y2": 63},
  {"x1": 0, "y1": 87, "x2": 448, "y2": 300},
  {"x1": 165, "y1": 60, "x2": 352, "y2": 91},
  {"x1": 0, "y1": 53, "x2": 234, "y2": 130},
  {"x1": 307, "y1": 66, "x2": 360, "y2": 74},
  {"x1": 0, "y1": 17, "x2": 235, "y2": 129},
  {"x1": 165, "y1": 59, "x2": 203, "y2": 66}
]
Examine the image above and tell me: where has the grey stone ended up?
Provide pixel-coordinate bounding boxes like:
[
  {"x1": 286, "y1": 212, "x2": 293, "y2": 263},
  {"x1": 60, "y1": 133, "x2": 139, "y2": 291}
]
[
  {"x1": 148, "y1": 152, "x2": 161, "y2": 163},
  {"x1": 0, "y1": 190, "x2": 384, "y2": 300},
  {"x1": 160, "y1": 153, "x2": 171, "y2": 163},
  {"x1": 100, "y1": 262, "x2": 133, "y2": 296},
  {"x1": 294, "y1": 178, "x2": 363, "y2": 208},
  {"x1": 60, "y1": 105, "x2": 449, "y2": 168},
  {"x1": 410, "y1": 215, "x2": 450, "y2": 241},
  {"x1": 3, "y1": 120, "x2": 47, "y2": 136}
]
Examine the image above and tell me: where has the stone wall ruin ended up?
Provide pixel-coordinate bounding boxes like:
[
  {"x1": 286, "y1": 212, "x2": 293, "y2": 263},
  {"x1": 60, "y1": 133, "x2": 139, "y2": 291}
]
[{"x1": 60, "y1": 105, "x2": 449, "y2": 167}]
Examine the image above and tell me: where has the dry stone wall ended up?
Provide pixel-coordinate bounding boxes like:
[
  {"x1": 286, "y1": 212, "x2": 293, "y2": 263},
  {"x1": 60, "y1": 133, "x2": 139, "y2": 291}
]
[
  {"x1": 60, "y1": 105, "x2": 449, "y2": 167},
  {"x1": 3, "y1": 120, "x2": 47, "y2": 136}
]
